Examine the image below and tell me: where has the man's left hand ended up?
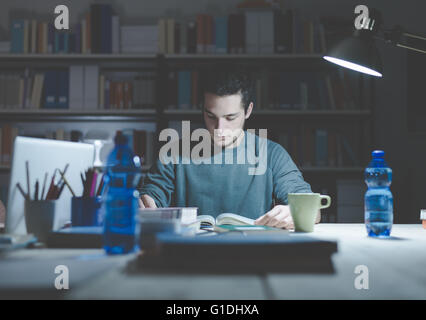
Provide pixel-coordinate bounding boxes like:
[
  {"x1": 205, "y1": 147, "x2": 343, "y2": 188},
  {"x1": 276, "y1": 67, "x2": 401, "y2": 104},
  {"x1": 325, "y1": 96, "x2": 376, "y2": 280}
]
[{"x1": 254, "y1": 205, "x2": 294, "y2": 229}]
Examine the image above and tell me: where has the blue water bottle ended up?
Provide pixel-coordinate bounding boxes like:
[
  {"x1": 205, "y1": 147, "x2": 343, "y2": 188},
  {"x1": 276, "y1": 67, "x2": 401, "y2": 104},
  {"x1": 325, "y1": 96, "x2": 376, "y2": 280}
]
[
  {"x1": 364, "y1": 150, "x2": 393, "y2": 237},
  {"x1": 103, "y1": 132, "x2": 142, "y2": 254}
]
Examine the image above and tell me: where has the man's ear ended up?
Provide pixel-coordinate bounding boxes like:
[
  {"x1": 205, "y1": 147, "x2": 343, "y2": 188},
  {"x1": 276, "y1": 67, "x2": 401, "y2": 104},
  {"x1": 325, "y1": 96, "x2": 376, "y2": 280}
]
[{"x1": 245, "y1": 102, "x2": 254, "y2": 119}]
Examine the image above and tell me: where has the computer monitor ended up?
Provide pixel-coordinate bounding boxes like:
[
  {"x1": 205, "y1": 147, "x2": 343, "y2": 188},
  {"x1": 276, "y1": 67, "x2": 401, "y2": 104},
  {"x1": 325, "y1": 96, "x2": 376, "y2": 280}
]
[{"x1": 6, "y1": 137, "x2": 95, "y2": 234}]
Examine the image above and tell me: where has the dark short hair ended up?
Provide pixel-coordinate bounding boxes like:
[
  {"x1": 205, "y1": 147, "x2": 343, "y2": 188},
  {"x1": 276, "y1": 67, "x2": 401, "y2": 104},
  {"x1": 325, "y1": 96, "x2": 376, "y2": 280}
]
[{"x1": 202, "y1": 66, "x2": 254, "y2": 113}]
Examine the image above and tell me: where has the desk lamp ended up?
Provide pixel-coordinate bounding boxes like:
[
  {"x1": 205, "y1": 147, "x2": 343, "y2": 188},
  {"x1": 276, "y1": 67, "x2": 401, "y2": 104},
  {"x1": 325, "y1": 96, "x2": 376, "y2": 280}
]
[{"x1": 323, "y1": 9, "x2": 426, "y2": 77}]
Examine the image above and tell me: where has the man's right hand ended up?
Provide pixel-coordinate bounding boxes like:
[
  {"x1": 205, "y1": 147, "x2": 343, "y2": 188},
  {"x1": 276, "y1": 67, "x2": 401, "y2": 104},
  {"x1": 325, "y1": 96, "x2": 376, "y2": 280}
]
[{"x1": 138, "y1": 194, "x2": 157, "y2": 208}]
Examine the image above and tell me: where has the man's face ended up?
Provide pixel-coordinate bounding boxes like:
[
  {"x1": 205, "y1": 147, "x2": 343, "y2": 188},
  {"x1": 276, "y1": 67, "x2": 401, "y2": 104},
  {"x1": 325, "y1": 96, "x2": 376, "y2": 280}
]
[{"x1": 203, "y1": 92, "x2": 252, "y2": 148}]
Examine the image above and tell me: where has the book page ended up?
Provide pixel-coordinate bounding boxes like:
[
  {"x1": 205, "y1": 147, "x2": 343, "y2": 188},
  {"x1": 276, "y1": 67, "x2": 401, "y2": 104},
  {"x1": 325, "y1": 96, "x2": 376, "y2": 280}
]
[
  {"x1": 216, "y1": 213, "x2": 255, "y2": 226},
  {"x1": 197, "y1": 214, "x2": 216, "y2": 226}
]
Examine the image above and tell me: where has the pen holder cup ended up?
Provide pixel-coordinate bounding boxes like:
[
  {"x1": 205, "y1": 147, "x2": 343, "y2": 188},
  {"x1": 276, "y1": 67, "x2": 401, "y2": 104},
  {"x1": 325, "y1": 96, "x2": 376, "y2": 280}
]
[
  {"x1": 25, "y1": 199, "x2": 57, "y2": 243},
  {"x1": 71, "y1": 196, "x2": 103, "y2": 227}
]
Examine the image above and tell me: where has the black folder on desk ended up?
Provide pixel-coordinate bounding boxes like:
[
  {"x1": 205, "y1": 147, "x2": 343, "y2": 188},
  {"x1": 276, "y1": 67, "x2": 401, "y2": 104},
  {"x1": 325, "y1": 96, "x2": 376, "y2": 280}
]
[
  {"x1": 137, "y1": 233, "x2": 338, "y2": 274},
  {"x1": 47, "y1": 227, "x2": 103, "y2": 248}
]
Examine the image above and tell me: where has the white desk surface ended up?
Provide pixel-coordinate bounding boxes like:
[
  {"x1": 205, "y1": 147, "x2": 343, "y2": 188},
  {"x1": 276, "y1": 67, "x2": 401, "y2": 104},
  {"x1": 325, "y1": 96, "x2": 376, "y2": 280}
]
[{"x1": 1, "y1": 224, "x2": 425, "y2": 300}]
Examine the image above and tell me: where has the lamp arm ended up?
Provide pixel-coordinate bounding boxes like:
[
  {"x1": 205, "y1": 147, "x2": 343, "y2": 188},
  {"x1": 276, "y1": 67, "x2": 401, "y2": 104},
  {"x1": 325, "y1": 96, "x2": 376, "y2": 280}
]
[{"x1": 381, "y1": 26, "x2": 426, "y2": 54}]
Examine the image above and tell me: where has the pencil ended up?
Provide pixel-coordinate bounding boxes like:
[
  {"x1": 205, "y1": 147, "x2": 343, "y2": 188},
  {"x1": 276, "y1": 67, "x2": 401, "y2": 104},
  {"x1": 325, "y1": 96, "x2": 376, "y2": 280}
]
[
  {"x1": 57, "y1": 163, "x2": 70, "y2": 186},
  {"x1": 96, "y1": 174, "x2": 105, "y2": 197},
  {"x1": 41, "y1": 172, "x2": 48, "y2": 201},
  {"x1": 25, "y1": 161, "x2": 30, "y2": 200},
  {"x1": 34, "y1": 180, "x2": 39, "y2": 201},
  {"x1": 89, "y1": 171, "x2": 98, "y2": 197},
  {"x1": 56, "y1": 182, "x2": 66, "y2": 199},
  {"x1": 45, "y1": 169, "x2": 57, "y2": 200},
  {"x1": 57, "y1": 169, "x2": 76, "y2": 197},
  {"x1": 16, "y1": 183, "x2": 29, "y2": 201}
]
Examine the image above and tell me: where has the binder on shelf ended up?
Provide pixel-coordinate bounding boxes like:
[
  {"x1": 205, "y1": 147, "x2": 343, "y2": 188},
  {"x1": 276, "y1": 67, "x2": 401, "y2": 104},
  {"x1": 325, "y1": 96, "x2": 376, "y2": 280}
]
[
  {"x1": 10, "y1": 20, "x2": 24, "y2": 53},
  {"x1": 315, "y1": 129, "x2": 328, "y2": 167},
  {"x1": 158, "y1": 18, "x2": 167, "y2": 54},
  {"x1": 69, "y1": 66, "x2": 84, "y2": 109},
  {"x1": 57, "y1": 70, "x2": 69, "y2": 109},
  {"x1": 90, "y1": 4, "x2": 103, "y2": 54},
  {"x1": 214, "y1": 16, "x2": 228, "y2": 54},
  {"x1": 101, "y1": 4, "x2": 113, "y2": 54},
  {"x1": 259, "y1": 11, "x2": 274, "y2": 54},
  {"x1": 43, "y1": 71, "x2": 58, "y2": 109},
  {"x1": 196, "y1": 14, "x2": 206, "y2": 54},
  {"x1": 245, "y1": 11, "x2": 259, "y2": 54},
  {"x1": 167, "y1": 19, "x2": 175, "y2": 54},
  {"x1": 187, "y1": 21, "x2": 197, "y2": 54},
  {"x1": 112, "y1": 16, "x2": 120, "y2": 54},
  {"x1": 178, "y1": 71, "x2": 191, "y2": 110},
  {"x1": 179, "y1": 20, "x2": 187, "y2": 54},
  {"x1": 84, "y1": 65, "x2": 99, "y2": 109}
]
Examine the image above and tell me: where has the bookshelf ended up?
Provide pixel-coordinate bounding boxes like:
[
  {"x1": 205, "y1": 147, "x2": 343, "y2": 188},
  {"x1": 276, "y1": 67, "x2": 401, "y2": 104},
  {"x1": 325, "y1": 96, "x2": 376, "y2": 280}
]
[{"x1": 0, "y1": 4, "x2": 376, "y2": 222}]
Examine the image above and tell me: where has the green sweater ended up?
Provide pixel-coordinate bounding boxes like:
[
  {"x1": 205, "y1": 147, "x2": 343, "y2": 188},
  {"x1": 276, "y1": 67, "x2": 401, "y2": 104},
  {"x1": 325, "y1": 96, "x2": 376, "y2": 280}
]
[{"x1": 140, "y1": 131, "x2": 312, "y2": 220}]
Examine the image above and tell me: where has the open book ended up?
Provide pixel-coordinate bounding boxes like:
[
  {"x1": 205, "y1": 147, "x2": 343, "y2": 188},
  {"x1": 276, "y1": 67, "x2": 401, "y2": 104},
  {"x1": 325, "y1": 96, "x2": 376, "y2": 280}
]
[{"x1": 197, "y1": 213, "x2": 254, "y2": 227}]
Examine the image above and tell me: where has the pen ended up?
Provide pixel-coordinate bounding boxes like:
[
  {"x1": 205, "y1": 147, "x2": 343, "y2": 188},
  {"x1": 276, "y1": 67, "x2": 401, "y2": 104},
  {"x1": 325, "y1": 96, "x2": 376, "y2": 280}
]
[
  {"x1": 57, "y1": 163, "x2": 69, "y2": 187},
  {"x1": 45, "y1": 169, "x2": 57, "y2": 200},
  {"x1": 89, "y1": 170, "x2": 98, "y2": 197},
  {"x1": 34, "y1": 180, "x2": 39, "y2": 201},
  {"x1": 56, "y1": 182, "x2": 66, "y2": 199},
  {"x1": 96, "y1": 174, "x2": 105, "y2": 197},
  {"x1": 16, "y1": 183, "x2": 29, "y2": 201},
  {"x1": 26, "y1": 161, "x2": 31, "y2": 200},
  {"x1": 57, "y1": 169, "x2": 76, "y2": 197},
  {"x1": 41, "y1": 172, "x2": 48, "y2": 201}
]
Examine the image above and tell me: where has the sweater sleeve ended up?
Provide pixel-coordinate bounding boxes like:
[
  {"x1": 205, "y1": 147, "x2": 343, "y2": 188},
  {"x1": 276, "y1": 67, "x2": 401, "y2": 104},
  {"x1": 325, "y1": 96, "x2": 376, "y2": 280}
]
[
  {"x1": 139, "y1": 157, "x2": 175, "y2": 208},
  {"x1": 271, "y1": 143, "x2": 312, "y2": 205}
]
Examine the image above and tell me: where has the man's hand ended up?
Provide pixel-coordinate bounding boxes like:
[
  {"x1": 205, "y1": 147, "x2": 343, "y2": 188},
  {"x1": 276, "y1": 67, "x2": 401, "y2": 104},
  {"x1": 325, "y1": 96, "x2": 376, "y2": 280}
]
[
  {"x1": 255, "y1": 205, "x2": 321, "y2": 229},
  {"x1": 138, "y1": 194, "x2": 157, "y2": 208},
  {"x1": 254, "y1": 205, "x2": 294, "y2": 229}
]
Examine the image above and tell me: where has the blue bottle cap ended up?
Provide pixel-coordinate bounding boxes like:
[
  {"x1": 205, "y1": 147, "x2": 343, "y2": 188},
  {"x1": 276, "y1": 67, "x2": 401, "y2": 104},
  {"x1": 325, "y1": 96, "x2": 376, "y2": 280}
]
[
  {"x1": 114, "y1": 132, "x2": 128, "y2": 145},
  {"x1": 372, "y1": 150, "x2": 384, "y2": 158}
]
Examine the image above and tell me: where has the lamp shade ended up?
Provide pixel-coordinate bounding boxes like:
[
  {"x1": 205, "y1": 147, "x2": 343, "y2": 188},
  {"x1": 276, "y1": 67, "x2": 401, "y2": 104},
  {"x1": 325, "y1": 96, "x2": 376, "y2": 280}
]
[{"x1": 323, "y1": 33, "x2": 383, "y2": 77}]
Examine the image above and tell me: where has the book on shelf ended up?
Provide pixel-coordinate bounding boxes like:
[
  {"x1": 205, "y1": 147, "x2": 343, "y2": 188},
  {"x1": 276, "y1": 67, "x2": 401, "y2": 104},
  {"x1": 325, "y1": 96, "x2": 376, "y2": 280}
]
[
  {"x1": 121, "y1": 25, "x2": 158, "y2": 54},
  {"x1": 0, "y1": 125, "x2": 19, "y2": 165},
  {"x1": 0, "y1": 67, "x2": 159, "y2": 111},
  {"x1": 120, "y1": 129, "x2": 155, "y2": 167},
  {"x1": 6, "y1": 5, "x2": 353, "y2": 56},
  {"x1": 276, "y1": 128, "x2": 359, "y2": 168}
]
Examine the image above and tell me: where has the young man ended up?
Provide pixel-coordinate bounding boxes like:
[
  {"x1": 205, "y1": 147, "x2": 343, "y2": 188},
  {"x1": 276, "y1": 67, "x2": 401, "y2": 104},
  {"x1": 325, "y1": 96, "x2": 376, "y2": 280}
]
[{"x1": 139, "y1": 68, "x2": 318, "y2": 229}]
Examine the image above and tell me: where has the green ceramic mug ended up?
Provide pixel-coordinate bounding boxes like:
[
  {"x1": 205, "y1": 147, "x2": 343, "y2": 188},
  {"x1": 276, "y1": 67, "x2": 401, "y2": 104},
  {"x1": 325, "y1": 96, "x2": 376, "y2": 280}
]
[{"x1": 288, "y1": 193, "x2": 331, "y2": 232}]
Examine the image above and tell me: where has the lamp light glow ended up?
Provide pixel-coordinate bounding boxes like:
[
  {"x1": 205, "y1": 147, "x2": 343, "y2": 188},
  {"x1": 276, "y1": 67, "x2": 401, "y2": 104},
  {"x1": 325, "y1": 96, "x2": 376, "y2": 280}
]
[{"x1": 323, "y1": 56, "x2": 383, "y2": 77}]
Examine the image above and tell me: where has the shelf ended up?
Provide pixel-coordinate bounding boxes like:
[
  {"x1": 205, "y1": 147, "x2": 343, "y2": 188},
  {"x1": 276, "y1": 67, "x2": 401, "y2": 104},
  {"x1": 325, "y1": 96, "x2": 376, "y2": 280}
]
[
  {"x1": 301, "y1": 166, "x2": 364, "y2": 173},
  {"x1": 164, "y1": 53, "x2": 324, "y2": 59},
  {"x1": 0, "y1": 53, "x2": 323, "y2": 60},
  {"x1": 0, "y1": 54, "x2": 158, "y2": 60},
  {"x1": 0, "y1": 109, "x2": 157, "y2": 122},
  {"x1": 0, "y1": 164, "x2": 152, "y2": 172},
  {"x1": 163, "y1": 109, "x2": 371, "y2": 116}
]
